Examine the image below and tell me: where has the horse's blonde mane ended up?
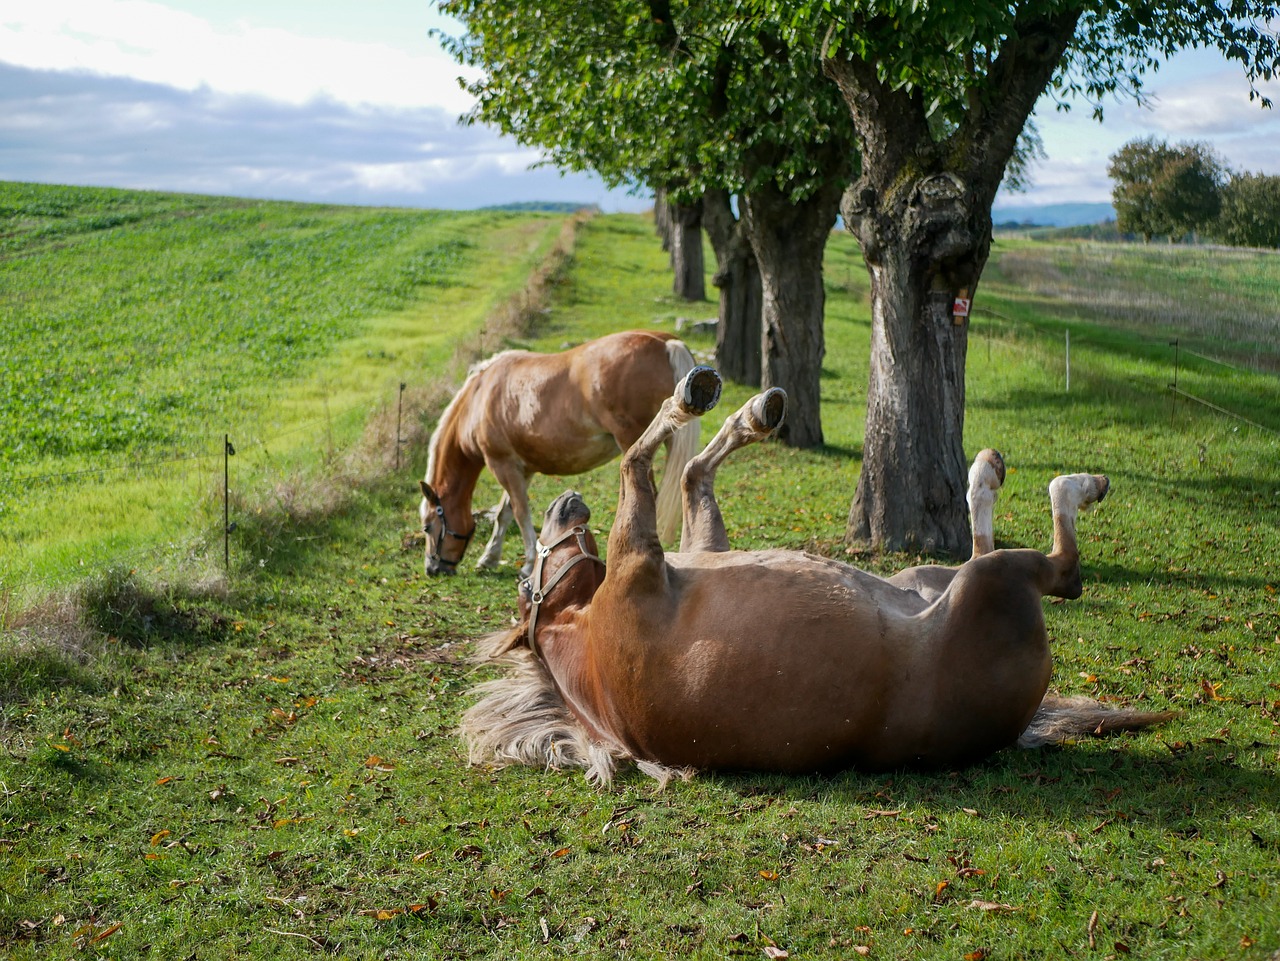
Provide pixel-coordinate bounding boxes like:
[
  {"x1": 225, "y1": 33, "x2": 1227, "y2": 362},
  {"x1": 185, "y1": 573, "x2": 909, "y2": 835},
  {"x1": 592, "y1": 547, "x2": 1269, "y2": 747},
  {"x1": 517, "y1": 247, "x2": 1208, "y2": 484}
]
[
  {"x1": 460, "y1": 631, "x2": 694, "y2": 789},
  {"x1": 425, "y1": 353, "x2": 516, "y2": 483}
]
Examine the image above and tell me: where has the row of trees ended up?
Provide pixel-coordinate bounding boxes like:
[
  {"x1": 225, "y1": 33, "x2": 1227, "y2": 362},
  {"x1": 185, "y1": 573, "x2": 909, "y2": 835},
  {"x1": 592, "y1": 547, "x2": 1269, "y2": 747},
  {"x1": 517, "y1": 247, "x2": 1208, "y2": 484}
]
[
  {"x1": 1109, "y1": 136, "x2": 1280, "y2": 247},
  {"x1": 437, "y1": 2, "x2": 1280, "y2": 556}
]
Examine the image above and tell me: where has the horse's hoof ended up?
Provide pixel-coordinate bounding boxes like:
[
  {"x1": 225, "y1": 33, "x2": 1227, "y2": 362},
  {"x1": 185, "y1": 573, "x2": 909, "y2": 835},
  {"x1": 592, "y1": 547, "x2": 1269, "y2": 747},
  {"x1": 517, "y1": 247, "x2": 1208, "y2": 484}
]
[
  {"x1": 979, "y1": 448, "x2": 1006, "y2": 486},
  {"x1": 681, "y1": 366, "x2": 722, "y2": 415},
  {"x1": 750, "y1": 388, "x2": 787, "y2": 432}
]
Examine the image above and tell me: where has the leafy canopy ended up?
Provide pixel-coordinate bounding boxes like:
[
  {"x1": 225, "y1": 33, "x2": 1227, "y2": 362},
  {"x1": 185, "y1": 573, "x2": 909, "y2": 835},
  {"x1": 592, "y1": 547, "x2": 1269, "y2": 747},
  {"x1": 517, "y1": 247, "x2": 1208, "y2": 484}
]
[
  {"x1": 796, "y1": 0, "x2": 1280, "y2": 122},
  {"x1": 434, "y1": 1, "x2": 855, "y2": 203}
]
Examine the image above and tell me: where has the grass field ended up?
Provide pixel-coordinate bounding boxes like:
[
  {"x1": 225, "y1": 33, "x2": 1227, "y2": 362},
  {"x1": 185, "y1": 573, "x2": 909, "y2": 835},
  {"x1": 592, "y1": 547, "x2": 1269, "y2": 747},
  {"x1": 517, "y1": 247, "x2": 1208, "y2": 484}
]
[
  {"x1": 0, "y1": 182, "x2": 572, "y2": 600},
  {"x1": 1, "y1": 184, "x2": 1279, "y2": 960}
]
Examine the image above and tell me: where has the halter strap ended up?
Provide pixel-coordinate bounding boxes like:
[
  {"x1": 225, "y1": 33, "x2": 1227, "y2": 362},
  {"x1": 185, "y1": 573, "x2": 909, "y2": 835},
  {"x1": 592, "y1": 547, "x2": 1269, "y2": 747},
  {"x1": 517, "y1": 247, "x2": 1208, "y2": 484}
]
[
  {"x1": 424, "y1": 503, "x2": 473, "y2": 571},
  {"x1": 523, "y1": 526, "x2": 603, "y2": 658}
]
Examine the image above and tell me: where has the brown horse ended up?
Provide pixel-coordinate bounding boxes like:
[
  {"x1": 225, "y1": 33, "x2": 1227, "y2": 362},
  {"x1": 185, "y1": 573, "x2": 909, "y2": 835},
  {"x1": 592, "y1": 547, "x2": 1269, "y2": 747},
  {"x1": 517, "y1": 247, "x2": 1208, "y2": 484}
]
[
  {"x1": 463, "y1": 367, "x2": 1173, "y2": 784},
  {"x1": 418, "y1": 330, "x2": 700, "y2": 576}
]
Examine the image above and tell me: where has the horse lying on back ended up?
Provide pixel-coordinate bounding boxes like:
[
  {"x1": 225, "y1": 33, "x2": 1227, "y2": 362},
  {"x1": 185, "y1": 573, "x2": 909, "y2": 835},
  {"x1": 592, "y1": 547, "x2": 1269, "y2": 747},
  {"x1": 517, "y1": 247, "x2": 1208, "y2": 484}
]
[
  {"x1": 463, "y1": 368, "x2": 1174, "y2": 784},
  {"x1": 418, "y1": 330, "x2": 700, "y2": 577}
]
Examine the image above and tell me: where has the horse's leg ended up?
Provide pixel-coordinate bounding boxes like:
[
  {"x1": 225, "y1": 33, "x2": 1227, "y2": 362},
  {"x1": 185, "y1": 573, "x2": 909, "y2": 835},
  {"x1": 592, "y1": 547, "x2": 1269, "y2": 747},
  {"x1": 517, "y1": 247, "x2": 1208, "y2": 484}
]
[
  {"x1": 967, "y1": 449, "x2": 1006, "y2": 558},
  {"x1": 474, "y1": 491, "x2": 514, "y2": 570},
  {"x1": 679, "y1": 388, "x2": 786, "y2": 553},
  {"x1": 1031, "y1": 472, "x2": 1109, "y2": 599},
  {"x1": 611, "y1": 367, "x2": 722, "y2": 562},
  {"x1": 484, "y1": 461, "x2": 539, "y2": 576}
]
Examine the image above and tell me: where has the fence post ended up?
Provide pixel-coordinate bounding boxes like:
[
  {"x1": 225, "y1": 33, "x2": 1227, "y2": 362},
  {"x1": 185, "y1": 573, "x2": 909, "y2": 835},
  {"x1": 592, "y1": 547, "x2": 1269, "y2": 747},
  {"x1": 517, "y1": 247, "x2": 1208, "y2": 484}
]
[
  {"x1": 224, "y1": 435, "x2": 236, "y2": 572},
  {"x1": 1065, "y1": 330, "x2": 1070, "y2": 392},
  {"x1": 395, "y1": 382, "x2": 406, "y2": 470},
  {"x1": 1169, "y1": 339, "x2": 1180, "y2": 426}
]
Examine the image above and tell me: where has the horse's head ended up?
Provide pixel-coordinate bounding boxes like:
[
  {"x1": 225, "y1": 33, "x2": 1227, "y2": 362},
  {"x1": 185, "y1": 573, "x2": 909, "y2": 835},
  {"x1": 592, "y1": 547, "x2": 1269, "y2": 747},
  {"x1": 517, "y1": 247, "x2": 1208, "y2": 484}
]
[
  {"x1": 513, "y1": 490, "x2": 604, "y2": 655},
  {"x1": 419, "y1": 481, "x2": 475, "y2": 576}
]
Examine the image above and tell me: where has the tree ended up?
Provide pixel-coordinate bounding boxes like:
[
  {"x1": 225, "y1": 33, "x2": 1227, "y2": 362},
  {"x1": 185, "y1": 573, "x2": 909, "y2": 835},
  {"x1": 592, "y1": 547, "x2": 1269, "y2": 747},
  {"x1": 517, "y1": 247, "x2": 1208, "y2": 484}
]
[
  {"x1": 435, "y1": 1, "x2": 857, "y2": 446},
  {"x1": 778, "y1": 0, "x2": 1280, "y2": 553},
  {"x1": 1109, "y1": 137, "x2": 1227, "y2": 241},
  {"x1": 1214, "y1": 171, "x2": 1280, "y2": 248}
]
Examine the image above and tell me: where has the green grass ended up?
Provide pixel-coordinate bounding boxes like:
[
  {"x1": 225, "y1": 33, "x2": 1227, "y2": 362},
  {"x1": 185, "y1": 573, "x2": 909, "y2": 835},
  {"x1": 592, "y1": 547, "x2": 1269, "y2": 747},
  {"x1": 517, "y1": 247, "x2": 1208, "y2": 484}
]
[
  {"x1": 0, "y1": 182, "x2": 571, "y2": 599},
  {"x1": 2, "y1": 185, "x2": 1279, "y2": 959}
]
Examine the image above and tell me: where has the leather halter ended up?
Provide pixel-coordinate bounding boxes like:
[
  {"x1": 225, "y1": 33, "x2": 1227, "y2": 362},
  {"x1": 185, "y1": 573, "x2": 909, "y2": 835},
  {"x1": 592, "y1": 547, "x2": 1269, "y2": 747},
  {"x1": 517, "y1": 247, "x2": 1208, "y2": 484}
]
[
  {"x1": 521, "y1": 525, "x2": 602, "y2": 657},
  {"x1": 424, "y1": 503, "x2": 473, "y2": 573}
]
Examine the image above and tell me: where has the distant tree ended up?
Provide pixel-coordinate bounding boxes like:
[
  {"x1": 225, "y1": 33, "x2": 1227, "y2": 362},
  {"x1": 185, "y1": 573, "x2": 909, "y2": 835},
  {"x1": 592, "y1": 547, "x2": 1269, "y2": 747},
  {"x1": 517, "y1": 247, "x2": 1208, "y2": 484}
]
[
  {"x1": 1215, "y1": 172, "x2": 1280, "y2": 248},
  {"x1": 1109, "y1": 138, "x2": 1227, "y2": 242}
]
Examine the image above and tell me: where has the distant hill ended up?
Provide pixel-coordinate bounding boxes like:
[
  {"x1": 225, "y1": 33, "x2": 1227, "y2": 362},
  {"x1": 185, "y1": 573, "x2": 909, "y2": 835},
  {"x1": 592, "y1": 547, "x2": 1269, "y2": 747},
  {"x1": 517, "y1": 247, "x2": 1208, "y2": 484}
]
[
  {"x1": 991, "y1": 201, "x2": 1115, "y2": 228},
  {"x1": 482, "y1": 201, "x2": 602, "y2": 213}
]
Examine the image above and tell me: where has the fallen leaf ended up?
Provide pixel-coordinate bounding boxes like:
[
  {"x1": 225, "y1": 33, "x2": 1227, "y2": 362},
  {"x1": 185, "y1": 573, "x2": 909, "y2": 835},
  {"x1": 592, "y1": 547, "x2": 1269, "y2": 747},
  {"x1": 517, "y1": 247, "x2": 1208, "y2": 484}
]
[
  {"x1": 150, "y1": 830, "x2": 170, "y2": 846},
  {"x1": 759, "y1": 869, "x2": 779, "y2": 880},
  {"x1": 967, "y1": 900, "x2": 1018, "y2": 912},
  {"x1": 852, "y1": 947, "x2": 870, "y2": 957},
  {"x1": 964, "y1": 951, "x2": 987, "y2": 961},
  {"x1": 865, "y1": 809, "x2": 901, "y2": 819},
  {"x1": 935, "y1": 880, "x2": 950, "y2": 899},
  {"x1": 89, "y1": 923, "x2": 123, "y2": 943},
  {"x1": 763, "y1": 948, "x2": 789, "y2": 960},
  {"x1": 551, "y1": 846, "x2": 572, "y2": 858}
]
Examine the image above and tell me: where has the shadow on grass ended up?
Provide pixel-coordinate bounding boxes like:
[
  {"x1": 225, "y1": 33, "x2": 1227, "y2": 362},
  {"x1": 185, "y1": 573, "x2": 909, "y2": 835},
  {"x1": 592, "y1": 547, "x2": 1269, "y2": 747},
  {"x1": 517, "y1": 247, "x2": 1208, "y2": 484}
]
[{"x1": 708, "y1": 738, "x2": 1280, "y2": 835}]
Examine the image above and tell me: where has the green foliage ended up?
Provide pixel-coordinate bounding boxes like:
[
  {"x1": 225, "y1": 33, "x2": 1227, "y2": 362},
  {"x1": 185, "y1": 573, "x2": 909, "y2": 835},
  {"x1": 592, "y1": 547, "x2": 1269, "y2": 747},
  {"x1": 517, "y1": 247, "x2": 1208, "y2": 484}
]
[
  {"x1": 810, "y1": 1, "x2": 1280, "y2": 121},
  {"x1": 435, "y1": 0, "x2": 856, "y2": 202},
  {"x1": 2, "y1": 204, "x2": 1280, "y2": 959},
  {"x1": 1107, "y1": 137, "x2": 1228, "y2": 242},
  {"x1": 1214, "y1": 171, "x2": 1280, "y2": 248}
]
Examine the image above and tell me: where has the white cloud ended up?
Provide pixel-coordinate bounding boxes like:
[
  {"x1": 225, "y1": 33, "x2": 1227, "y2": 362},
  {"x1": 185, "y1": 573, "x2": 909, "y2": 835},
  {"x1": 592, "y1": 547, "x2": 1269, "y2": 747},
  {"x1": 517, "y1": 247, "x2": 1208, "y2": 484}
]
[{"x1": 0, "y1": 0, "x2": 478, "y2": 113}]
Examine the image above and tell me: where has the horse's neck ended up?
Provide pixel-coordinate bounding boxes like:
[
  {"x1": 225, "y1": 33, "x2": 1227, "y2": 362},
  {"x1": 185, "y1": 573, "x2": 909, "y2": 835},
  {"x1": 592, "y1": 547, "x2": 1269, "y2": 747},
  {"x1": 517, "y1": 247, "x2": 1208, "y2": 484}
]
[
  {"x1": 428, "y1": 417, "x2": 483, "y2": 513},
  {"x1": 539, "y1": 621, "x2": 618, "y2": 747}
]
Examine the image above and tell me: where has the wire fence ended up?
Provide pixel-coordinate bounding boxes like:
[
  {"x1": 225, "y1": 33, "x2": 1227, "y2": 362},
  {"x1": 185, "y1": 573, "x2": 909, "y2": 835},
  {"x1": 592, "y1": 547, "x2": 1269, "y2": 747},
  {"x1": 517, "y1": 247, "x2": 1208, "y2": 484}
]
[
  {"x1": 0, "y1": 381, "x2": 419, "y2": 603},
  {"x1": 972, "y1": 307, "x2": 1280, "y2": 439}
]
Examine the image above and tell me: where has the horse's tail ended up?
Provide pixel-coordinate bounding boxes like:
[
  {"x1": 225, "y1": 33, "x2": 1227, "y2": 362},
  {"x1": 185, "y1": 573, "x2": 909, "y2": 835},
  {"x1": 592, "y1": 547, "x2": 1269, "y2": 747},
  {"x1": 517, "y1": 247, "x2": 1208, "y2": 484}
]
[
  {"x1": 656, "y1": 338, "x2": 700, "y2": 544},
  {"x1": 1017, "y1": 694, "x2": 1176, "y2": 748}
]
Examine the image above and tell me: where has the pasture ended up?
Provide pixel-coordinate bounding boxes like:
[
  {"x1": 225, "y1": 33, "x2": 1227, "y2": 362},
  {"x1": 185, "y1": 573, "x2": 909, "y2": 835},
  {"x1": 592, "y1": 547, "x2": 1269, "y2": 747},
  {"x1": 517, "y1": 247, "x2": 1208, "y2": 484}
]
[{"x1": 1, "y1": 183, "x2": 1279, "y2": 959}]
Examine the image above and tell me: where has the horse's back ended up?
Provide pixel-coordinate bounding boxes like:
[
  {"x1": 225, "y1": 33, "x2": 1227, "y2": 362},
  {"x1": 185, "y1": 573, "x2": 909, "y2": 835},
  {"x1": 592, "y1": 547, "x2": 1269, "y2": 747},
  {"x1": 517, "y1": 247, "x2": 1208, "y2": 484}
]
[{"x1": 461, "y1": 331, "x2": 683, "y2": 474}]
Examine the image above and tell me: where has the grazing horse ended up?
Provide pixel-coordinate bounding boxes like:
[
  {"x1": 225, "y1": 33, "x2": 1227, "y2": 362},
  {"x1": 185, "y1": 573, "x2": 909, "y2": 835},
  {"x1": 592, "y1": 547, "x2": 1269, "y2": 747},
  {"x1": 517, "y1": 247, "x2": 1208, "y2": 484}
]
[
  {"x1": 462, "y1": 367, "x2": 1173, "y2": 784},
  {"x1": 418, "y1": 330, "x2": 700, "y2": 576}
]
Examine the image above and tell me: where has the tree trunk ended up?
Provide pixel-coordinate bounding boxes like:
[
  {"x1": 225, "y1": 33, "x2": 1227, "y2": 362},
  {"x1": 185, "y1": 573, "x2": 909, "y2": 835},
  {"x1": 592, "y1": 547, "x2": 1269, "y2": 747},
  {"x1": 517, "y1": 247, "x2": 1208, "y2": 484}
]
[
  {"x1": 702, "y1": 189, "x2": 762, "y2": 386},
  {"x1": 653, "y1": 187, "x2": 672, "y2": 251},
  {"x1": 824, "y1": 8, "x2": 1080, "y2": 554},
  {"x1": 740, "y1": 178, "x2": 843, "y2": 448},
  {"x1": 670, "y1": 200, "x2": 706, "y2": 301},
  {"x1": 843, "y1": 176, "x2": 982, "y2": 554}
]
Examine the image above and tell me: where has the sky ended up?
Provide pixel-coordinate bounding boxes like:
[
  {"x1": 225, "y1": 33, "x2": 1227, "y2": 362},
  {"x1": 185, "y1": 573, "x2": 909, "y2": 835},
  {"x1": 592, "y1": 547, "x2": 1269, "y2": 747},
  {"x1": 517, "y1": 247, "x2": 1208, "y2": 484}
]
[{"x1": 2, "y1": 0, "x2": 1279, "y2": 217}]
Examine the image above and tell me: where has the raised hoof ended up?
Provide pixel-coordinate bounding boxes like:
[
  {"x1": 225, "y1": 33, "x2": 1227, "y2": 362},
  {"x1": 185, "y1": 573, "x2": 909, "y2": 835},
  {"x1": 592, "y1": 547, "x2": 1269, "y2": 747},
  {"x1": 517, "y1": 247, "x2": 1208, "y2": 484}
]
[
  {"x1": 749, "y1": 388, "x2": 787, "y2": 433},
  {"x1": 681, "y1": 366, "x2": 722, "y2": 415},
  {"x1": 979, "y1": 448, "x2": 1006, "y2": 486}
]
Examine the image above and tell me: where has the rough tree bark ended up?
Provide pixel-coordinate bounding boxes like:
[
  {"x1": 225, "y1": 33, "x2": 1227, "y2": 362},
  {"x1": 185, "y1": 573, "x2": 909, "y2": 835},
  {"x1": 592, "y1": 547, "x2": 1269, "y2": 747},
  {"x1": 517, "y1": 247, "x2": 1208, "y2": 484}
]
[
  {"x1": 653, "y1": 187, "x2": 672, "y2": 251},
  {"x1": 824, "y1": 8, "x2": 1081, "y2": 554},
  {"x1": 702, "y1": 189, "x2": 762, "y2": 386},
  {"x1": 669, "y1": 199, "x2": 706, "y2": 301},
  {"x1": 739, "y1": 175, "x2": 845, "y2": 448}
]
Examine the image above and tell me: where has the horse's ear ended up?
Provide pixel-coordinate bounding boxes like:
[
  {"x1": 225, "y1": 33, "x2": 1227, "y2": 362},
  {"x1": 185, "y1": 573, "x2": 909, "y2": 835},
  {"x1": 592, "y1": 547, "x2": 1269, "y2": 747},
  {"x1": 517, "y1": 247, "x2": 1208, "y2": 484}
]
[
  {"x1": 419, "y1": 480, "x2": 438, "y2": 505},
  {"x1": 483, "y1": 626, "x2": 528, "y2": 658}
]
